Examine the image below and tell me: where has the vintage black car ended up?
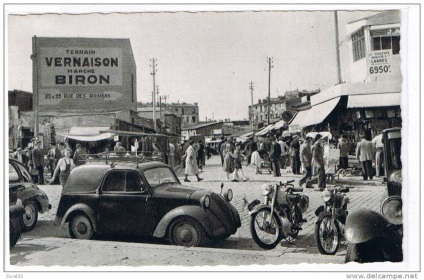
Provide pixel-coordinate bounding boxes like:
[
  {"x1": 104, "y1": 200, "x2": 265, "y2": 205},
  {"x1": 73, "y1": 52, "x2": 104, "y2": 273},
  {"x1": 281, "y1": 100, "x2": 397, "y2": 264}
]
[
  {"x1": 382, "y1": 127, "x2": 402, "y2": 197},
  {"x1": 9, "y1": 158, "x2": 51, "y2": 231},
  {"x1": 9, "y1": 187, "x2": 25, "y2": 247},
  {"x1": 55, "y1": 161, "x2": 241, "y2": 247}
]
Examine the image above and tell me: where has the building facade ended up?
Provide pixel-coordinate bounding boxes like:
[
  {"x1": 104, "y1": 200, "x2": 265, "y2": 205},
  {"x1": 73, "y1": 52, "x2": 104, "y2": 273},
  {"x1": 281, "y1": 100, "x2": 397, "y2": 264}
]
[{"x1": 289, "y1": 10, "x2": 402, "y2": 143}]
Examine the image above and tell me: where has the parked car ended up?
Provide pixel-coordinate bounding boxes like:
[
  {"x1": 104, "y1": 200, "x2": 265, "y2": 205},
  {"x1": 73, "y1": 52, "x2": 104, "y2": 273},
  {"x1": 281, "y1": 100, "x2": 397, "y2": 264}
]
[
  {"x1": 55, "y1": 161, "x2": 241, "y2": 247},
  {"x1": 9, "y1": 158, "x2": 51, "y2": 231}
]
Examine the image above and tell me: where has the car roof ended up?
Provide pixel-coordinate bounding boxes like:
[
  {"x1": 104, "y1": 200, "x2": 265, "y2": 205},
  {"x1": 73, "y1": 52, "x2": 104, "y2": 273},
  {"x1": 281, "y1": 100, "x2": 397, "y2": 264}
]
[{"x1": 65, "y1": 161, "x2": 171, "y2": 193}]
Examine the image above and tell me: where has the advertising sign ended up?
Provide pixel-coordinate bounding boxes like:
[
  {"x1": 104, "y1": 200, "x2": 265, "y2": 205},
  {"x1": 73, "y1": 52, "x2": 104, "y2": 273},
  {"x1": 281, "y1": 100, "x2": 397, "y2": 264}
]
[
  {"x1": 33, "y1": 37, "x2": 136, "y2": 112},
  {"x1": 366, "y1": 50, "x2": 393, "y2": 78},
  {"x1": 40, "y1": 47, "x2": 122, "y2": 87}
]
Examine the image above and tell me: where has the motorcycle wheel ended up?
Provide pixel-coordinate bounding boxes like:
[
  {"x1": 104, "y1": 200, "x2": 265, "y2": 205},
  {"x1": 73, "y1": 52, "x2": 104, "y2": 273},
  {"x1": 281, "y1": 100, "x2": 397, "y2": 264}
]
[
  {"x1": 315, "y1": 213, "x2": 341, "y2": 255},
  {"x1": 250, "y1": 208, "x2": 283, "y2": 250}
]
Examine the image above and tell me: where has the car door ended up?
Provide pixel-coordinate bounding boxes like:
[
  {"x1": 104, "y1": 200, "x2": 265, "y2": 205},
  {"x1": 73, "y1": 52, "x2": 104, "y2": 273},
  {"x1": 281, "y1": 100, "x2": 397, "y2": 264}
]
[
  {"x1": 9, "y1": 161, "x2": 33, "y2": 202},
  {"x1": 98, "y1": 170, "x2": 156, "y2": 237}
]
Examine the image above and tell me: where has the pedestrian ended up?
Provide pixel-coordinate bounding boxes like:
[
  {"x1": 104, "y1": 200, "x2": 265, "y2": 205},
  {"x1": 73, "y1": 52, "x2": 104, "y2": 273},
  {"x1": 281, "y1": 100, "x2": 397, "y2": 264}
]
[
  {"x1": 58, "y1": 142, "x2": 66, "y2": 157},
  {"x1": 31, "y1": 141, "x2": 44, "y2": 184},
  {"x1": 270, "y1": 136, "x2": 282, "y2": 177},
  {"x1": 233, "y1": 142, "x2": 249, "y2": 181},
  {"x1": 337, "y1": 135, "x2": 350, "y2": 175},
  {"x1": 168, "y1": 142, "x2": 175, "y2": 168},
  {"x1": 50, "y1": 148, "x2": 75, "y2": 187},
  {"x1": 184, "y1": 141, "x2": 203, "y2": 182},
  {"x1": 197, "y1": 140, "x2": 205, "y2": 171},
  {"x1": 73, "y1": 143, "x2": 85, "y2": 166},
  {"x1": 299, "y1": 136, "x2": 313, "y2": 188},
  {"x1": 13, "y1": 147, "x2": 29, "y2": 167},
  {"x1": 248, "y1": 138, "x2": 258, "y2": 167},
  {"x1": 223, "y1": 143, "x2": 235, "y2": 181},
  {"x1": 312, "y1": 134, "x2": 326, "y2": 190},
  {"x1": 206, "y1": 143, "x2": 211, "y2": 160},
  {"x1": 47, "y1": 142, "x2": 62, "y2": 177},
  {"x1": 114, "y1": 142, "x2": 127, "y2": 157},
  {"x1": 278, "y1": 136, "x2": 289, "y2": 170},
  {"x1": 373, "y1": 133, "x2": 384, "y2": 177},
  {"x1": 218, "y1": 136, "x2": 226, "y2": 167},
  {"x1": 290, "y1": 135, "x2": 301, "y2": 174},
  {"x1": 356, "y1": 134, "x2": 375, "y2": 180}
]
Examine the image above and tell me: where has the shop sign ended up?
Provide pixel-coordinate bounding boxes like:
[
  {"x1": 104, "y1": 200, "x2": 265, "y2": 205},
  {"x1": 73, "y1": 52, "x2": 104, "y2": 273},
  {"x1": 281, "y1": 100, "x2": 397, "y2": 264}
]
[{"x1": 367, "y1": 50, "x2": 393, "y2": 78}]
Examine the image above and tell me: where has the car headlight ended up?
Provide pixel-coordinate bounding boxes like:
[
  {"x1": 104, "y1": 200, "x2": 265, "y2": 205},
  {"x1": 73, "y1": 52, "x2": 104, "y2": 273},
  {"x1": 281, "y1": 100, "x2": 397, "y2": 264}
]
[
  {"x1": 200, "y1": 195, "x2": 210, "y2": 209},
  {"x1": 381, "y1": 196, "x2": 402, "y2": 225},
  {"x1": 224, "y1": 189, "x2": 233, "y2": 202},
  {"x1": 260, "y1": 184, "x2": 272, "y2": 196},
  {"x1": 321, "y1": 190, "x2": 332, "y2": 202}
]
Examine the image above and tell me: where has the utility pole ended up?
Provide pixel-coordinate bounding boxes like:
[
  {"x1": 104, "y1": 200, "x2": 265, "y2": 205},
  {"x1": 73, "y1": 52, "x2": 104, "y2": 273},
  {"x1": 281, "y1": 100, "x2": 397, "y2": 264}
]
[
  {"x1": 267, "y1": 57, "x2": 273, "y2": 125},
  {"x1": 150, "y1": 58, "x2": 157, "y2": 131},
  {"x1": 334, "y1": 11, "x2": 342, "y2": 84},
  {"x1": 249, "y1": 81, "x2": 254, "y2": 131}
]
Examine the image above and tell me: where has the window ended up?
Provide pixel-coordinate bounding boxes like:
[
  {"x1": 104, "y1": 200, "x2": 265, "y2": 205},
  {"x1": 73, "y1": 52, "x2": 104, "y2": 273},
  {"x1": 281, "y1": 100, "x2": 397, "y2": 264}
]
[
  {"x1": 352, "y1": 28, "x2": 366, "y2": 62},
  {"x1": 9, "y1": 164, "x2": 19, "y2": 182},
  {"x1": 192, "y1": 116, "x2": 196, "y2": 123},
  {"x1": 144, "y1": 167, "x2": 178, "y2": 188},
  {"x1": 371, "y1": 28, "x2": 400, "y2": 55},
  {"x1": 102, "y1": 171, "x2": 143, "y2": 192},
  {"x1": 372, "y1": 35, "x2": 400, "y2": 55}
]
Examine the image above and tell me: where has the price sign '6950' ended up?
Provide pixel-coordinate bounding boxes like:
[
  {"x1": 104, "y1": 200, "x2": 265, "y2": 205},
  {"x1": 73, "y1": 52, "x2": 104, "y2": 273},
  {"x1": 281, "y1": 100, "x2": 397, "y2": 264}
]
[{"x1": 367, "y1": 50, "x2": 393, "y2": 77}]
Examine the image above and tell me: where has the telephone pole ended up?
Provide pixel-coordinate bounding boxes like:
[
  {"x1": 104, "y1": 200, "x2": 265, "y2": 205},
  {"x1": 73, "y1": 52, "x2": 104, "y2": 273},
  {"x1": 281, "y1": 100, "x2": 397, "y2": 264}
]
[
  {"x1": 334, "y1": 11, "x2": 342, "y2": 84},
  {"x1": 150, "y1": 58, "x2": 157, "y2": 131},
  {"x1": 267, "y1": 57, "x2": 273, "y2": 125},
  {"x1": 249, "y1": 81, "x2": 254, "y2": 131}
]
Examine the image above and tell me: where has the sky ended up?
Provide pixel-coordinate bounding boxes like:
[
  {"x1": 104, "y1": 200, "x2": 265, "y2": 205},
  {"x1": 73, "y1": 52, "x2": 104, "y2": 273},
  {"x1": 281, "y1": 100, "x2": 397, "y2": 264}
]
[{"x1": 7, "y1": 5, "x2": 385, "y2": 121}]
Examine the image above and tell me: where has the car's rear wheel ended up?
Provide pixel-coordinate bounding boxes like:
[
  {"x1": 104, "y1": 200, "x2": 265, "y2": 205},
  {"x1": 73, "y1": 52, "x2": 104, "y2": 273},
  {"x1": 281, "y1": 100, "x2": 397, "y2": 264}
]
[
  {"x1": 169, "y1": 217, "x2": 207, "y2": 247},
  {"x1": 69, "y1": 214, "x2": 94, "y2": 240},
  {"x1": 21, "y1": 201, "x2": 38, "y2": 232}
]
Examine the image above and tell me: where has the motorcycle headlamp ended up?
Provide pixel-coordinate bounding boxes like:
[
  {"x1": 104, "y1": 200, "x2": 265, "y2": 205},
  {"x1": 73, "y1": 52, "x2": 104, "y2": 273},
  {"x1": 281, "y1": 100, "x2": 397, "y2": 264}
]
[
  {"x1": 200, "y1": 195, "x2": 211, "y2": 209},
  {"x1": 224, "y1": 189, "x2": 233, "y2": 202},
  {"x1": 260, "y1": 184, "x2": 272, "y2": 196},
  {"x1": 321, "y1": 190, "x2": 332, "y2": 202}
]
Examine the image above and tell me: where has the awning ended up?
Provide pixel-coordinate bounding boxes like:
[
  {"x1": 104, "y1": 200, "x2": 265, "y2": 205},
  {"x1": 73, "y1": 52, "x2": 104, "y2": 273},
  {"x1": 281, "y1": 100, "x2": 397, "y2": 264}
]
[
  {"x1": 255, "y1": 123, "x2": 275, "y2": 136},
  {"x1": 347, "y1": 93, "x2": 400, "y2": 108},
  {"x1": 271, "y1": 120, "x2": 288, "y2": 130},
  {"x1": 58, "y1": 126, "x2": 116, "y2": 142},
  {"x1": 290, "y1": 97, "x2": 341, "y2": 128}
]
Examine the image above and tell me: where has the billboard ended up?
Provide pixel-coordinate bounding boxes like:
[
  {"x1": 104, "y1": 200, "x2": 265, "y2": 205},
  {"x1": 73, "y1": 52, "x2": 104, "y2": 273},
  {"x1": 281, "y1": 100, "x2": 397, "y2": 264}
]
[
  {"x1": 40, "y1": 47, "x2": 122, "y2": 87},
  {"x1": 33, "y1": 37, "x2": 136, "y2": 112}
]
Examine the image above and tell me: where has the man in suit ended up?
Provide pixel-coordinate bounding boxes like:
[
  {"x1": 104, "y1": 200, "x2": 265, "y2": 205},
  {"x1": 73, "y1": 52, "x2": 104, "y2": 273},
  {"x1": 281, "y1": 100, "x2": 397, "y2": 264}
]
[
  {"x1": 290, "y1": 135, "x2": 301, "y2": 174},
  {"x1": 299, "y1": 136, "x2": 313, "y2": 187},
  {"x1": 356, "y1": 134, "x2": 375, "y2": 180},
  {"x1": 32, "y1": 141, "x2": 44, "y2": 184},
  {"x1": 270, "y1": 136, "x2": 282, "y2": 177},
  {"x1": 47, "y1": 142, "x2": 62, "y2": 177},
  {"x1": 312, "y1": 134, "x2": 326, "y2": 190}
]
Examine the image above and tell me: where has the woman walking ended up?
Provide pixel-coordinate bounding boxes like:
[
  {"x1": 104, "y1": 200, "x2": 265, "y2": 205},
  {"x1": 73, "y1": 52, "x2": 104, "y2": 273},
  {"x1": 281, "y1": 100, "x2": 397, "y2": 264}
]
[
  {"x1": 50, "y1": 148, "x2": 75, "y2": 187},
  {"x1": 184, "y1": 141, "x2": 204, "y2": 182},
  {"x1": 233, "y1": 143, "x2": 249, "y2": 182}
]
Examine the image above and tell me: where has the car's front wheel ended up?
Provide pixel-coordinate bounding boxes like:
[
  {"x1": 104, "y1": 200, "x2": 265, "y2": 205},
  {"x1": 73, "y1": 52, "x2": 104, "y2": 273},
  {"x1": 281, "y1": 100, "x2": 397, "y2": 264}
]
[
  {"x1": 69, "y1": 214, "x2": 94, "y2": 240},
  {"x1": 22, "y1": 201, "x2": 38, "y2": 232},
  {"x1": 169, "y1": 217, "x2": 207, "y2": 247}
]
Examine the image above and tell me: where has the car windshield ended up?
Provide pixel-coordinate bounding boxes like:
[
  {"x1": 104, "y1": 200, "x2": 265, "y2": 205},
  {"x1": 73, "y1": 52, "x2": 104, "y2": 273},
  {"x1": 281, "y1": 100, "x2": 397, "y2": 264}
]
[{"x1": 144, "y1": 167, "x2": 179, "y2": 188}]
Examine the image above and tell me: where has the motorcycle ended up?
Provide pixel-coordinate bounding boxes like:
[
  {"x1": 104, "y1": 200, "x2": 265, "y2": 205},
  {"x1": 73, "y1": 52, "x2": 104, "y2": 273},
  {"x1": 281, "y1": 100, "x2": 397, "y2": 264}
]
[
  {"x1": 314, "y1": 185, "x2": 350, "y2": 255},
  {"x1": 247, "y1": 180, "x2": 309, "y2": 249},
  {"x1": 345, "y1": 196, "x2": 403, "y2": 263}
]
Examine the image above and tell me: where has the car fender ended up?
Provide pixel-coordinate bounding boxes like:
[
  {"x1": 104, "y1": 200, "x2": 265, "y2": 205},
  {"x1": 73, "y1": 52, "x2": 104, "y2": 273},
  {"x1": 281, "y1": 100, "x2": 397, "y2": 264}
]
[
  {"x1": 18, "y1": 188, "x2": 47, "y2": 212},
  {"x1": 153, "y1": 205, "x2": 222, "y2": 238},
  {"x1": 59, "y1": 204, "x2": 99, "y2": 232}
]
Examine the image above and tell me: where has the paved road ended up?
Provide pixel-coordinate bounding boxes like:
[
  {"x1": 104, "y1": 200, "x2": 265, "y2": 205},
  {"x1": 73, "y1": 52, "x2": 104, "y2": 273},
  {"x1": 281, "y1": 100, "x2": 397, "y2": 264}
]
[{"x1": 9, "y1": 155, "x2": 387, "y2": 267}]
